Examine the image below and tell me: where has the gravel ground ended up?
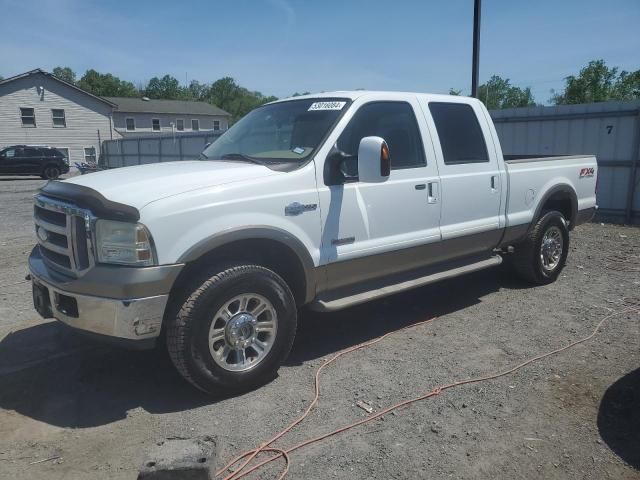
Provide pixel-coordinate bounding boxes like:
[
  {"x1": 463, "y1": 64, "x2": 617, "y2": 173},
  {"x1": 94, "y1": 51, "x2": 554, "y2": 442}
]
[{"x1": 0, "y1": 176, "x2": 638, "y2": 480}]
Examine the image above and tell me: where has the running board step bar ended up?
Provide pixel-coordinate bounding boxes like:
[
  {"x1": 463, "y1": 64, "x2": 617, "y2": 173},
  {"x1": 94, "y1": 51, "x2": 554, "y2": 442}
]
[{"x1": 310, "y1": 255, "x2": 503, "y2": 312}]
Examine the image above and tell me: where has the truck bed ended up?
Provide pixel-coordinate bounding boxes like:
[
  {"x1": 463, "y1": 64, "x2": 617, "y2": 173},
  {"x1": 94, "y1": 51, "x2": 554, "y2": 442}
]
[{"x1": 503, "y1": 154, "x2": 598, "y2": 229}]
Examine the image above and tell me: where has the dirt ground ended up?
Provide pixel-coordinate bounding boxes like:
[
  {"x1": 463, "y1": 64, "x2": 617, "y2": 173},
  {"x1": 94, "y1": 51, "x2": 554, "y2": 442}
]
[{"x1": 0, "y1": 175, "x2": 638, "y2": 480}]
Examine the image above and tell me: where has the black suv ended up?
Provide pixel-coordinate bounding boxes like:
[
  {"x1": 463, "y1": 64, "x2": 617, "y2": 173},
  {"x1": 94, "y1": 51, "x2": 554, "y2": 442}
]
[{"x1": 0, "y1": 145, "x2": 70, "y2": 179}]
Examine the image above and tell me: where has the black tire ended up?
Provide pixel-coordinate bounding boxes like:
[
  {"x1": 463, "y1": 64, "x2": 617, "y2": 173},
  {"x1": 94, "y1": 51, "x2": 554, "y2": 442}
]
[
  {"x1": 510, "y1": 210, "x2": 569, "y2": 285},
  {"x1": 166, "y1": 264, "x2": 297, "y2": 396},
  {"x1": 42, "y1": 165, "x2": 61, "y2": 180}
]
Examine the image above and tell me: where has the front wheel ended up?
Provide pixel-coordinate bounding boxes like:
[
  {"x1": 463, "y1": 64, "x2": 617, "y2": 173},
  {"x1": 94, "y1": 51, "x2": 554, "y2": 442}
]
[
  {"x1": 166, "y1": 264, "x2": 297, "y2": 395},
  {"x1": 510, "y1": 210, "x2": 569, "y2": 285}
]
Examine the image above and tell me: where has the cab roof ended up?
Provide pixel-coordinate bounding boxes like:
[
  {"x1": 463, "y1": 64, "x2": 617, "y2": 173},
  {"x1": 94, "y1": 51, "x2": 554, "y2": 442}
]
[{"x1": 271, "y1": 90, "x2": 481, "y2": 105}]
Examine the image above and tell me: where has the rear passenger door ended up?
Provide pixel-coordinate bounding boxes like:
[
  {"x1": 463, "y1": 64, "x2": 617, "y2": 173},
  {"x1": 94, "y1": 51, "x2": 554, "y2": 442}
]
[
  {"x1": 22, "y1": 148, "x2": 43, "y2": 174},
  {"x1": 421, "y1": 100, "x2": 503, "y2": 255}
]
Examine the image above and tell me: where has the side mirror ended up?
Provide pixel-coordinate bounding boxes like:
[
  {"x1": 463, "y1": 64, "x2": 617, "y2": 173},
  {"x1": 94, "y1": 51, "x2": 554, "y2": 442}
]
[{"x1": 357, "y1": 136, "x2": 390, "y2": 183}]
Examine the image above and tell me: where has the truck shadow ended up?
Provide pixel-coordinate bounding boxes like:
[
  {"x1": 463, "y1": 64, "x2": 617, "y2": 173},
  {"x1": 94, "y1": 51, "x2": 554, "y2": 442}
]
[
  {"x1": 288, "y1": 266, "x2": 526, "y2": 365},
  {"x1": 597, "y1": 368, "x2": 640, "y2": 469},
  {"x1": 0, "y1": 266, "x2": 527, "y2": 429}
]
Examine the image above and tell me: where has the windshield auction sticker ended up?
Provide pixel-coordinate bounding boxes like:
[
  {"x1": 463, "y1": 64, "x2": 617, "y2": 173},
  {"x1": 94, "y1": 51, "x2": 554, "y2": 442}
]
[{"x1": 308, "y1": 101, "x2": 347, "y2": 111}]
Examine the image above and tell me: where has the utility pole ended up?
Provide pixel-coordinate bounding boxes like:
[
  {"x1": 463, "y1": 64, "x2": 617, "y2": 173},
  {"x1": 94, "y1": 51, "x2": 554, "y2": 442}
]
[{"x1": 471, "y1": 0, "x2": 481, "y2": 98}]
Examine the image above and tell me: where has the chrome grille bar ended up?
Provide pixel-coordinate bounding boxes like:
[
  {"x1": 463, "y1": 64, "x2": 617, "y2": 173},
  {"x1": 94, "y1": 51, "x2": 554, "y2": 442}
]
[{"x1": 34, "y1": 195, "x2": 94, "y2": 277}]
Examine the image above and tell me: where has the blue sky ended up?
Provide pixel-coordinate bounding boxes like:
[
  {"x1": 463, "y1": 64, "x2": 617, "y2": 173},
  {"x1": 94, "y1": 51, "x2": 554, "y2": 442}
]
[{"x1": 1, "y1": 0, "x2": 638, "y2": 103}]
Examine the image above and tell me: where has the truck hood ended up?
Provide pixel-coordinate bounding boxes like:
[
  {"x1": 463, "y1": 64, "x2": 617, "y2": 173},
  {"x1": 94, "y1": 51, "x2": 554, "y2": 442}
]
[{"x1": 63, "y1": 160, "x2": 280, "y2": 210}]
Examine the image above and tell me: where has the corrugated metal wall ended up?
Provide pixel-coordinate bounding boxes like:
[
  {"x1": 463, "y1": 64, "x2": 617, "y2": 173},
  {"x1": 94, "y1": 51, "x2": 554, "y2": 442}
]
[
  {"x1": 491, "y1": 100, "x2": 640, "y2": 224},
  {"x1": 101, "y1": 131, "x2": 223, "y2": 168}
]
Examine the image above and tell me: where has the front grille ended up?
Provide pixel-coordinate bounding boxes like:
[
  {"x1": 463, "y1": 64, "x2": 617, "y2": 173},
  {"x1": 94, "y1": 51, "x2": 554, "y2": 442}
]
[{"x1": 34, "y1": 195, "x2": 94, "y2": 276}]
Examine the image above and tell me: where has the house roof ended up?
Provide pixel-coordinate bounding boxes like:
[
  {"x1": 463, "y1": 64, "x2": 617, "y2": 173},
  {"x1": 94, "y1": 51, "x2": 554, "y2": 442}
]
[
  {"x1": 0, "y1": 68, "x2": 117, "y2": 107},
  {"x1": 104, "y1": 97, "x2": 231, "y2": 116}
]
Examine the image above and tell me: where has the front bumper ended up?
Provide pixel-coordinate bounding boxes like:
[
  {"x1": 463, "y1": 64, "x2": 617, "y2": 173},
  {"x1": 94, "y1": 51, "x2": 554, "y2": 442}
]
[{"x1": 29, "y1": 246, "x2": 183, "y2": 345}]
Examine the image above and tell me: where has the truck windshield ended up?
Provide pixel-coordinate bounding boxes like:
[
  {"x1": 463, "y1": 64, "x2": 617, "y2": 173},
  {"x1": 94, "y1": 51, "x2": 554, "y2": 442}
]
[{"x1": 201, "y1": 98, "x2": 350, "y2": 163}]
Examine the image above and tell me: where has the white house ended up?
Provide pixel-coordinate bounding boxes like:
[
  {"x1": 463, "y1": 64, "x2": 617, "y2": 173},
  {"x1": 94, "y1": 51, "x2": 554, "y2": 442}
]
[
  {"x1": 0, "y1": 69, "x2": 232, "y2": 165},
  {"x1": 0, "y1": 69, "x2": 116, "y2": 165}
]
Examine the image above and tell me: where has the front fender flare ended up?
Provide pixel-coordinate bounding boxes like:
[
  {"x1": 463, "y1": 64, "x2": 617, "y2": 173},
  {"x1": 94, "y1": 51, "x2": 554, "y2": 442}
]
[{"x1": 177, "y1": 226, "x2": 317, "y2": 304}]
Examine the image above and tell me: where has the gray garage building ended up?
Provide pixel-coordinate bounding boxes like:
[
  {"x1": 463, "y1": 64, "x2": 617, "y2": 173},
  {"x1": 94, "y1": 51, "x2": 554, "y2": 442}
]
[
  {"x1": 491, "y1": 100, "x2": 640, "y2": 224},
  {"x1": 105, "y1": 96, "x2": 230, "y2": 137}
]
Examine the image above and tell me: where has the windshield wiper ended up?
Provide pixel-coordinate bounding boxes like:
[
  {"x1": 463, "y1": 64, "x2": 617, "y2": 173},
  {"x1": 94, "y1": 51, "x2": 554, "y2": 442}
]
[{"x1": 219, "y1": 153, "x2": 266, "y2": 165}]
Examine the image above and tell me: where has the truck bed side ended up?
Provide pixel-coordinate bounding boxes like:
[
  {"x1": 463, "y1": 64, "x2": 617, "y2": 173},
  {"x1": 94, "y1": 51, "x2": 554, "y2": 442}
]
[{"x1": 504, "y1": 155, "x2": 597, "y2": 229}]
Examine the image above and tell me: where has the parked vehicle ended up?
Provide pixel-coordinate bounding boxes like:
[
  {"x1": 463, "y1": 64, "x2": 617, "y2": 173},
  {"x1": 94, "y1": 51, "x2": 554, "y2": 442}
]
[
  {"x1": 28, "y1": 91, "x2": 597, "y2": 394},
  {"x1": 0, "y1": 145, "x2": 69, "y2": 179}
]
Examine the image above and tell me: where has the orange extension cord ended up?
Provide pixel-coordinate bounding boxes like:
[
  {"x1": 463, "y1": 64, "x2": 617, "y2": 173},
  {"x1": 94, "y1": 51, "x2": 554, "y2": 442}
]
[{"x1": 215, "y1": 303, "x2": 640, "y2": 480}]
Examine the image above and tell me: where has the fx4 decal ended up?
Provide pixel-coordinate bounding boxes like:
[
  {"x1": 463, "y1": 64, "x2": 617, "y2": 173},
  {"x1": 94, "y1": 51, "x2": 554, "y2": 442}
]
[{"x1": 579, "y1": 167, "x2": 595, "y2": 178}]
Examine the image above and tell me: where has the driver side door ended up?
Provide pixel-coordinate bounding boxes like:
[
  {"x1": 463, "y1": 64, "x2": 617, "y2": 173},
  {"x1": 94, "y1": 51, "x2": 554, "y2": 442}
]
[{"x1": 316, "y1": 97, "x2": 442, "y2": 290}]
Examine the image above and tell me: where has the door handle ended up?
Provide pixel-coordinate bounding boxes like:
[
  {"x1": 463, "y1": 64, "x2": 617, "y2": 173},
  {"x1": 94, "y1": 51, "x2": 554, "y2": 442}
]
[
  {"x1": 414, "y1": 184, "x2": 426, "y2": 190},
  {"x1": 490, "y1": 175, "x2": 497, "y2": 191},
  {"x1": 427, "y1": 182, "x2": 438, "y2": 204}
]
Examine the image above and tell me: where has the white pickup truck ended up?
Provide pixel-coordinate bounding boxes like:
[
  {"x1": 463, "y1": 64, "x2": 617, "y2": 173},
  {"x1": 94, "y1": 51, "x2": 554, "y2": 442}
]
[{"x1": 29, "y1": 91, "x2": 597, "y2": 394}]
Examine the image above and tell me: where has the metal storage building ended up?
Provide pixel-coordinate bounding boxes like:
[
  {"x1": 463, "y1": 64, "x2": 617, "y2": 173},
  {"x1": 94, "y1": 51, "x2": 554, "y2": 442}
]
[{"x1": 491, "y1": 100, "x2": 640, "y2": 224}]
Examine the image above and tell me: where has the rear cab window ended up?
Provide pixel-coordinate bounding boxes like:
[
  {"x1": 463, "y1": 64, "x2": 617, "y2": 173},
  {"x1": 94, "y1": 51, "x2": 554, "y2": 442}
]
[{"x1": 428, "y1": 102, "x2": 489, "y2": 165}]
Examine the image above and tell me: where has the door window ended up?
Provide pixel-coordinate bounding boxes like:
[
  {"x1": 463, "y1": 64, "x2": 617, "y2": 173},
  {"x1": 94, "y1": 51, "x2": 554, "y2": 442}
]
[
  {"x1": 337, "y1": 102, "x2": 425, "y2": 170},
  {"x1": 428, "y1": 102, "x2": 489, "y2": 165},
  {"x1": 23, "y1": 148, "x2": 39, "y2": 157}
]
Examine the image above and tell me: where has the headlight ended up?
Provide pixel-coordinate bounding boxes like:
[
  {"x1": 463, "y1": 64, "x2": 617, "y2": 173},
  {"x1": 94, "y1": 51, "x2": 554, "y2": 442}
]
[{"x1": 95, "y1": 219, "x2": 156, "y2": 266}]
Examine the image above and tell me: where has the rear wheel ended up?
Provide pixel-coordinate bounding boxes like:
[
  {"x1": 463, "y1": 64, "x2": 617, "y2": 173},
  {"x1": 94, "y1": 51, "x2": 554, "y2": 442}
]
[
  {"x1": 42, "y1": 165, "x2": 61, "y2": 180},
  {"x1": 510, "y1": 210, "x2": 569, "y2": 284},
  {"x1": 166, "y1": 264, "x2": 297, "y2": 395}
]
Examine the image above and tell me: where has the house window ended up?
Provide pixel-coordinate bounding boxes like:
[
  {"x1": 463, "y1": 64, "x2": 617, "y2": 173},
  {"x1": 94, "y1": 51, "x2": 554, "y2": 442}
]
[
  {"x1": 152, "y1": 118, "x2": 161, "y2": 131},
  {"x1": 213, "y1": 120, "x2": 220, "y2": 131},
  {"x1": 20, "y1": 108, "x2": 36, "y2": 127},
  {"x1": 84, "y1": 147, "x2": 97, "y2": 164},
  {"x1": 52, "y1": 109, "x2": 66, "y2": 127},
  {"x1": 191, "y1": 119, "x2": 200, "y2": 131},
  {"x1": 176, "y1": 119, "x2": 184, "y2": 131},
  {"x1": 126, "y1": 118, "x2": 136, "y2": 131}
]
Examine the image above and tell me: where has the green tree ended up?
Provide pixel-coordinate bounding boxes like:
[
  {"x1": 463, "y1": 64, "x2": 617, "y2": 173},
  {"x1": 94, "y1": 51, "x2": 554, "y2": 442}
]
[
  {"x1": 183, "y1": 80, "x2": 207, "y2": 100},
  {"x1": 551, "y1": 59, "x2": 640, "y2": 104},
  {"x1": 204, "y1": 77, "x2": 276, "y2": 121},
  {"x1": 144, "y1": 74, "x2": 181, "y2": 99},
  {"x1": 52, "y1": 66, "x2": 76, "y2": 84},
  {"x1": 77, "y1": 69, "x2": 139, "y2": 97},
  {"x1": 478, "y1": 75, "x2": 535, "y2": 109}
]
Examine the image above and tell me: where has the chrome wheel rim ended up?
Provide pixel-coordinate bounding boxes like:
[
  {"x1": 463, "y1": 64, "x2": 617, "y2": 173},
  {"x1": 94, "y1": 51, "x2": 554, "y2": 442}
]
[
  {"x1": 540, "y1": 225, "x2": 563, "y2": 272},
  {"x1": 208, "y1": 293, "x2": 277, "y2": 372}
]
